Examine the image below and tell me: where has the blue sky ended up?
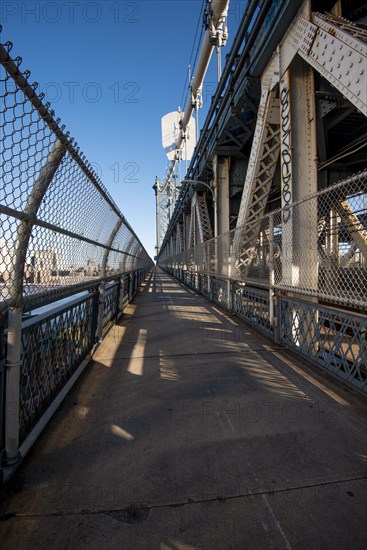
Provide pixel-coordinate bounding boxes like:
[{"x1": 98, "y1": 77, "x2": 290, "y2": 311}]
[{"x1": 1, "y1": 0, "x2": 244, "y2": 257}]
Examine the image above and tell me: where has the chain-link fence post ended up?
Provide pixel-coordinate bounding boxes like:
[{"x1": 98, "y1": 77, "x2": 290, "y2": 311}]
[{"x1": 4, "y1": 140, "x2": 66, "y2": 465}]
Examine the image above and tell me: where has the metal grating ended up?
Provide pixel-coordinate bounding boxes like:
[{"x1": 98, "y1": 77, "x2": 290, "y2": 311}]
[
  {"x1": 279, "y1": 297, "x2": 367, "y2": 392},
  {"x1": 20, "y1": 294, "x2": 94, "y2": 441},
  {"x1": 234, "y1": 284, "x2": 272, "y2": 335}
]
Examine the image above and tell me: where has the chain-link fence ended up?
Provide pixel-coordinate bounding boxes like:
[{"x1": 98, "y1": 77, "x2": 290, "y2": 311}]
[
  {"x1": 0, "y1": 32, "x2": 152, "y2": 472},
  {"x1": 0, "y1": 35, "x2": 152, "y2": 314},
  {"x1": 161, "y1": 171, "x2": 367, "y2": 311}
]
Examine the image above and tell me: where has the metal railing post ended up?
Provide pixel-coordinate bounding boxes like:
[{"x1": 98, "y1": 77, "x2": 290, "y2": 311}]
[
  {"x1": 119, "y1": 275, "x2": 127, "y2": 311},
  {"x1": 90, "y1": 288, "x2": 100, "y2": 342},
  {"x1": 209, "y1": 276, "x2": 214, "y2": 301},
  {"x1": 134, "y1": 271, "x2": 138, "y2": 294},
  {"x1": 232, "y1": 282, "x2": 236, "y2": 312},
  {"x1": 4, "y1": 309, "x2": 22, "y2": 464},
  {"x1": 198, "y1": 272, "x2": 202, "y2": 294},
  {"x1": 129, "y1": 273, "x2": 133, "y2": 299},
  {"x1": 96, "y1": 220, "x2": 122, "y2": 341},
  {"x1": 269, "y1": 213, "x2": 277, "y2": 340},
  {"x1": 114, "y1": 278, "x2": 120, "y2": 318}
]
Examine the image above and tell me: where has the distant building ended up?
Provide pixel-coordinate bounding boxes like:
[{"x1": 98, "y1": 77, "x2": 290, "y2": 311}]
[
  {"x1": 85, "y1": 259, "x2": 99, "y2": 277},
  {"x1": 31, "y1": 250, "x2": 61, "y2": 284}
]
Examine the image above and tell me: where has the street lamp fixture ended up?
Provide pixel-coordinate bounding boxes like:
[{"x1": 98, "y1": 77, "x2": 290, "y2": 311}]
[{"x1": 180, "y1": 179, "x2": 215, "y2": 204}]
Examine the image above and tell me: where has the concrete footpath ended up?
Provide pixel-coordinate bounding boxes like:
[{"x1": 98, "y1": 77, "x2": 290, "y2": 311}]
[{"x1": 1, "y1": 267, "x2": 366, "y2": 549}]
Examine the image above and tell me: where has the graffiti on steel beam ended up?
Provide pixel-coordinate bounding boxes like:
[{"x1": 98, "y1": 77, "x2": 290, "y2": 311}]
[{"x1": 280, "y1": 78, "x2": 292, "y2": 223}]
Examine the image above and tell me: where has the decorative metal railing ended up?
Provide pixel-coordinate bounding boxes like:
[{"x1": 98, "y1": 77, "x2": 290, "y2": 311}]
[
  {"x1": 0, "y1": 31, "x2": 152, "y2": 475},
  {"x1": 17, "y1": 271, "x2": 145, "y2": 445},
  {"x1": 279, "y1": 297, "x2": 367, "y2": 389},
  {"x1": 19, "y1": 293, "x2": 95, "y2": 442}
]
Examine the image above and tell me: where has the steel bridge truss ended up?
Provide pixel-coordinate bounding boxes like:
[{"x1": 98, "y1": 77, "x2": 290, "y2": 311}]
[{"x1": 234, "y1": 1, "x2": 367, "y2": 273}]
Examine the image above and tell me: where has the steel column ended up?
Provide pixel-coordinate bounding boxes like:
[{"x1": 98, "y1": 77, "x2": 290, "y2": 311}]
[{"x1": 214, "y1": 155, "x2": 230, "y2": 238}]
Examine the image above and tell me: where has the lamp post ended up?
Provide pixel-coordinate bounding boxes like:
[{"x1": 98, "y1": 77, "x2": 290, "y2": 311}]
[{"x1": 180, "y1": 178, "x2": 217, "y2": 235}]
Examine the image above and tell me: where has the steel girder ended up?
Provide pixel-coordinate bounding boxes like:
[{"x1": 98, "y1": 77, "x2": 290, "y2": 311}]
[
  {"x1": 234, "y1": 85, "x2": 280, "y2": 270},
  {"x1": 234, "y1": 0, "x2": 367, "y2": 274}
]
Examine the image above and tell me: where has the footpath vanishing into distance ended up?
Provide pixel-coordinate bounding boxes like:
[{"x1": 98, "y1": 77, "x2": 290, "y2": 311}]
[{"x1": 1, "y1": 268, "x2": 366, "y2": 549}]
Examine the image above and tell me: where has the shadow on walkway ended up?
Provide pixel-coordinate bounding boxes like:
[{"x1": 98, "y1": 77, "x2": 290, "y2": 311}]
[{"x1": 1, "y1": 268, "x2": 366, "y2": 549}]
